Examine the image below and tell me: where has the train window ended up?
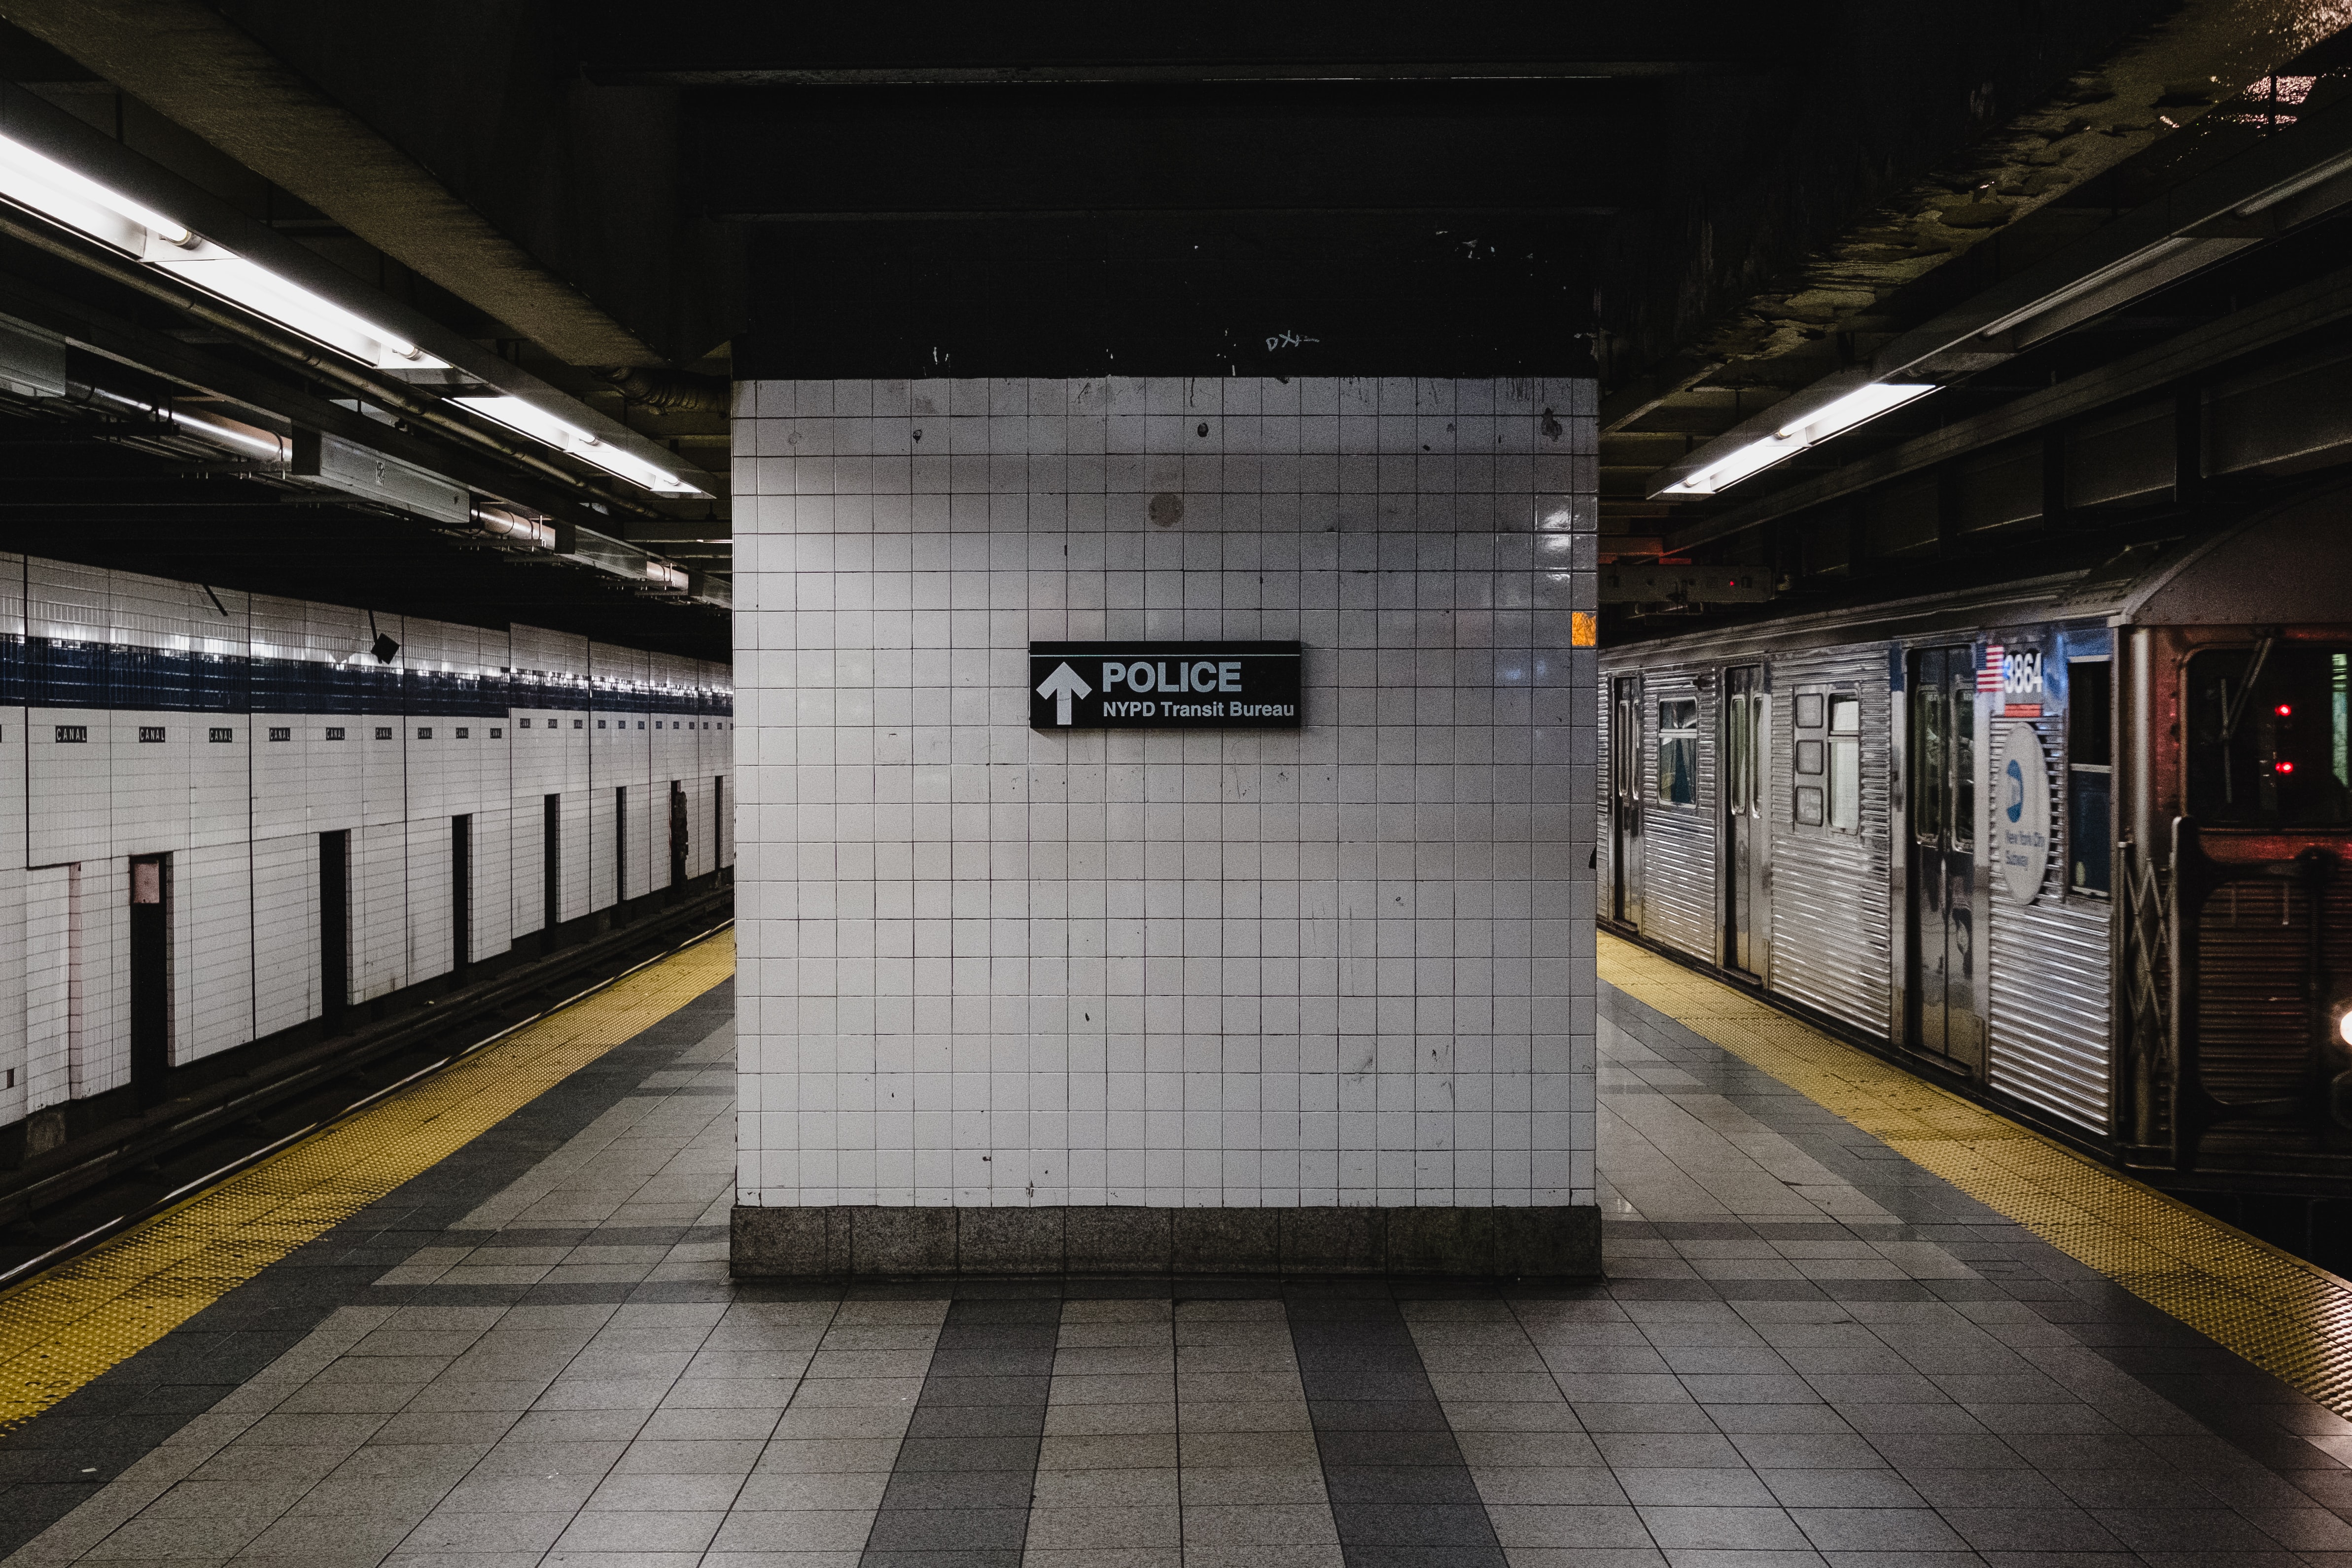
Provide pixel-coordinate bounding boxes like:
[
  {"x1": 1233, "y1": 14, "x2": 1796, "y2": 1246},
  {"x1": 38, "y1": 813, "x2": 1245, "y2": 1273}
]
[
  {"x1": 1795, "y1": 693, "x2": 1825, "y2": 729},
  {"x1": 2070, "y1": 661, "x2": 2113, "y2": 768},
  {"x1": 2186, "y1": 646, "x2": 2352, "y2": 826},
  {"x1": 1829, "y1": 695, "x2": 1861, "y2": 832},
  {"x1": 1725, "y1": 696, "x2": 1749, "y2": 813},
  {"x1": 1795, "y1": 738, "x2": 1825, "y2": 775},
  {"x1": 1952, "y1": 687, "x2": 1975, "y2": 852},
  {"x1": 1657, "y1": 699, "x2": 1699, "y2": 806},
  {"x1": 2070, "y1": 659, "x2": 2113, "y2": 896}
]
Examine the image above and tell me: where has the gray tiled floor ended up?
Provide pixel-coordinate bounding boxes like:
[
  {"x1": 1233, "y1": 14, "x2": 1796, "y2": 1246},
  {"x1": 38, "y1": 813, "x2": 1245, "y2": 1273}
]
[{"x1": 9, "y1": 986, "x2": 2352, "y2": 1568}]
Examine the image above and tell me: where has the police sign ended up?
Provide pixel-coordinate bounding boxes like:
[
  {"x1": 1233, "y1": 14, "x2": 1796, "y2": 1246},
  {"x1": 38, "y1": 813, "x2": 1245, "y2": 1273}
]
[{"x1": 1028, "y1": 642, "x2": 1301, "y2": 730}]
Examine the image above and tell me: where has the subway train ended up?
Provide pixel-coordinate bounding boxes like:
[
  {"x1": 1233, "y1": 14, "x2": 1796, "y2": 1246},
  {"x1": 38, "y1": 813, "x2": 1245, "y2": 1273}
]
[{"x1": 1598, "y1": 485, "x2": 2352, "y2": 1205}]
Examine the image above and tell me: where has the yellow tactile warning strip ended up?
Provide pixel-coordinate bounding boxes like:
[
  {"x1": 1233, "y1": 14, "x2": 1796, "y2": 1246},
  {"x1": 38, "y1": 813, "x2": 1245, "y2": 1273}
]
[
  {"x1": 0, "y1": 928, "x2": 734, "y2": 1432},
  {"x1": 1602, "y1": 932, "x2": 2352, "y2": 1417}
]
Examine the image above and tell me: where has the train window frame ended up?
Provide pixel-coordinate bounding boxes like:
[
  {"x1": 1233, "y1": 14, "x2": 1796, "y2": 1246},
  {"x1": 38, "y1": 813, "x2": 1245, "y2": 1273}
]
[
  {"x1": 2183, "y1": 643, "x2": 2352, "y2": 828},
  {"x1": 1656, "y1": 697, "x2": 1700, "y2": 807},
  {"x1": 2068, "y1": 656, "x2": 2113, "y2": 899},
  {"x1": 1725, "y1": 691, "x2": 1750, "y2": 815},
  {"x1": 1792, "y1": 686, "x2": 1831, "y2": 833},
  {"x1": 1828, "y1": 694, "x2": 1862, "y2": 834}
]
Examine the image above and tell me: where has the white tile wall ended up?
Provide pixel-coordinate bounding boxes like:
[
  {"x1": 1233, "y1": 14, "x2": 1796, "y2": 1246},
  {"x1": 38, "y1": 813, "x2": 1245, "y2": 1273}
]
[
  {"x1": 0, "y1": 558, "x2": 732, "y2": 1127},
  {"x1": 734, "y1": 375, "x2": 1597, "y2": 1213},
  {"x1": 508, "y1": 624, "x2": 597, "y2": 930},
  {"x1": 181, "y1": 840, "x2": 253, "y2": 1060},
  {"x1": 24, "y1": 863, "x2": 73, "y2": 1112},
  {"x1": 0, "y1": 560, "x2": 25, "y2": 1119},
  {"x1": 589, "y1": 641, "x2": 658, "y2": 906},
  {"x1": 252, "y1": 831, "x2": 317, "y2": 1040}
]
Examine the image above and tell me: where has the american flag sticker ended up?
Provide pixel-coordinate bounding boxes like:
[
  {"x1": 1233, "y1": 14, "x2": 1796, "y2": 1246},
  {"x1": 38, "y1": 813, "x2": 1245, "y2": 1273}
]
[{"x1": 1978, "y1": 644, "x2": 2004, "y2": 693}]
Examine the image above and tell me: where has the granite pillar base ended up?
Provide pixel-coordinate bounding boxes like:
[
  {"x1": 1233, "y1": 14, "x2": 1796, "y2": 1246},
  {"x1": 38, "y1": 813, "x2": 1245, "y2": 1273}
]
[{"x1": 730, "y1": 1203, "x2": 1600, "y2": 1279}]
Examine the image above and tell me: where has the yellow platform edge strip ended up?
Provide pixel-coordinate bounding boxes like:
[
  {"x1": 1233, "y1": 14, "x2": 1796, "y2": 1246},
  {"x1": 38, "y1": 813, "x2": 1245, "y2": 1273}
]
[
  {"x1": 1601, "y1": 932, "x2": 2352, "y2": 1416},
  {"x1": 0, "y1": 929, "x2": 736, "y2": 1432}
]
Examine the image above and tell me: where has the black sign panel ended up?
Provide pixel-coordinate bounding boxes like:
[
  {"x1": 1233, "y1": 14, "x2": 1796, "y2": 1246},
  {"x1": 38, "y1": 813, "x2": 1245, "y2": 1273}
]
[{"x1": 1029, "y1": 642, "x2": 1301, "y2": 730}]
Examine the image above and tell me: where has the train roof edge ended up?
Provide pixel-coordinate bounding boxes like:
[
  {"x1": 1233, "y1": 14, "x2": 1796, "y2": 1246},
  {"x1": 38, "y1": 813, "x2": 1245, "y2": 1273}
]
[{"x1": 1603, "y1": 478, "x2": 2352, "y2": 662}]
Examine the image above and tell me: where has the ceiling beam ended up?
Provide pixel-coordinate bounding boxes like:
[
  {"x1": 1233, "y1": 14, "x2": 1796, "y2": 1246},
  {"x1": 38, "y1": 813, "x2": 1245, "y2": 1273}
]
[
  {"x1": 1594, "y1": 0, "x2": 2345, "y2": 505},
  {"x1": 1665, "y1": 260, "x2": 2352, "y2": 553},
  {"x1": 609, "y1": 61, "x2": 1751, "y2": 86},
  {"x1": 702, "y1": 85, "x2": 1654, "y2": 218},
  {"x1": 579, "y1": 0, "x2": 1799, "y2": 84},
  {"x1": 0, "y1": 0, "x2": 665, "y2": 366}
]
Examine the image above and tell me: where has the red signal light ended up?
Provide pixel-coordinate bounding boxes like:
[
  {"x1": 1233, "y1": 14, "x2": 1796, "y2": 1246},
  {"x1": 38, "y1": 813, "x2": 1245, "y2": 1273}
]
[
  {"x1": 2278, "y1": 760, "x2": 2298, "y2": 774},
  {"x1": 2276, "y1": 703, "x2": 2294, "y2": 717}
]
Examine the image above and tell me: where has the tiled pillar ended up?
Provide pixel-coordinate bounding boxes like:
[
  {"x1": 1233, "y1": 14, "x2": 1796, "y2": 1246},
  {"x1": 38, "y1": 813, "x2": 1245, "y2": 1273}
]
[{"x1": 732, "y1": 376, "x2": 1598, "y2": 1276}]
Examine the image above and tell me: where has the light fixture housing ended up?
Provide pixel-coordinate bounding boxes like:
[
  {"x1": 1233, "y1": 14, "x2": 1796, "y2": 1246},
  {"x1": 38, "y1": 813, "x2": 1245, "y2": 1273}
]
[
  {"x1": 0, "y1": 131, "x2": 441, "y2": 372},
  {"x1": 2239, "y1": 146, "x2": 2352, "y2": 215},
  {"x1": 1976, "y1": 238, "x2": 2201, "y2": 341},
  {"x1": 149, "y1": 246, "x2": 431, "y2": 369},
  {"x1": 0, "y1": 131, "x2": 189, "y2": 251},
  {"x1": 451, "y1": 395, "x2": 710, "y2": 496},
  {"x1": 1659, "y1": 383, "x2": 1936, "y2": 496}
]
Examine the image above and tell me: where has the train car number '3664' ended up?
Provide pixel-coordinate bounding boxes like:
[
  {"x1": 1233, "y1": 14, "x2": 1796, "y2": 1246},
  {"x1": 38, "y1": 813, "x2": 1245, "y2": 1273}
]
[{"x1": 1028, "y1": 642, "x2": 1301, "y2": 730}]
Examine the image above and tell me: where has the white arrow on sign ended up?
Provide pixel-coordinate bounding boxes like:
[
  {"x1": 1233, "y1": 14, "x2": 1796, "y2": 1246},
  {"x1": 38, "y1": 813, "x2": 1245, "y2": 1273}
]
[{"x1": 1035, "y1": 662, "x2": 1091, "y2": 726}]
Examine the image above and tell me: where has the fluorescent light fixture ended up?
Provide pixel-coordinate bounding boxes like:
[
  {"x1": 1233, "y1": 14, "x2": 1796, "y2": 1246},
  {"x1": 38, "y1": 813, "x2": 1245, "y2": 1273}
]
[
  {"x1": 0, "y1": 131, "x2": 188, "y2": 251},
  {"x1": 451, "y1": 394, "x2": 709, "y2": 496},
  {"x1": 1659, "y1": 383, "x2": 1935, "y2": 496},
  {"x1": 1666, "y1": 434, "x2": 1798, "y2": 495},
  {"x1": 448, "y1": 394, "x2": 596, "y2": 449},
  {"x1": 1977, "y1": 238, "x2": 2197, "y2": 340},
  {"x1": 0, "y1": 132, "x2": 440, "y2": 371},
  {"x1": 149, "y1": 248, "x2": 429, "y2": 368},
  {"x1": 2238, "y1": 146, "x2": 2352, "y2": 214},
  {"x1": 1775, "y1": 383, "x2": 1934, "y2": 443}
]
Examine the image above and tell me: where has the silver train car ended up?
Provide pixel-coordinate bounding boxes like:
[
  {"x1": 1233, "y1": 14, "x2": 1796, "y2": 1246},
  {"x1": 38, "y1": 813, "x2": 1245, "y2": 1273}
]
[{"x1": 1599, "y1": 486, "x2": 2352, "y2": 1205}]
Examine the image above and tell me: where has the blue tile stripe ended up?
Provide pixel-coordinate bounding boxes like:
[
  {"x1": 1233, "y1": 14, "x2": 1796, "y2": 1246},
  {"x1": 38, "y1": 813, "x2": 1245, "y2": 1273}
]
[{"x1": 0, "y1": 637, "x2": 734, "y2": 717}]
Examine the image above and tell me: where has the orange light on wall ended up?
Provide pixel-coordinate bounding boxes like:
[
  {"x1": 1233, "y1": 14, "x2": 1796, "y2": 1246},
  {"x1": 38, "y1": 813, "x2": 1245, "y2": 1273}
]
[{"x1": 1572, "y1": 611, "x2": 1597, "y2": 647}]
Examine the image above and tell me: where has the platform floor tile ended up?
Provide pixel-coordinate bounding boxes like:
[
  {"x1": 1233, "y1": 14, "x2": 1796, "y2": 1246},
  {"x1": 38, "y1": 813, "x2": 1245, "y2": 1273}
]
[{"x1": 3, "y1": 958, "x2": 2352, "y2": 1565}]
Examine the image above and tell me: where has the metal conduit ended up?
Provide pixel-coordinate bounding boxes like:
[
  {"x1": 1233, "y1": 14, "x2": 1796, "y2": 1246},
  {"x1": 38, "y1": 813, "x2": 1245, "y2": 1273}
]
[{"x1": 0, "y1": 208, "x2": 666, "y2": 523}]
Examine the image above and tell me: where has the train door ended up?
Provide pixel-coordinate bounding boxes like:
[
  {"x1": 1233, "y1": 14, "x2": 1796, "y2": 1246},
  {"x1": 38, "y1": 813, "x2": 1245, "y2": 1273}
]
[
  {"x1": 1722, "y1": 665, "x2": 1768, "y2": 976},
  {"x1": 1906, "y1": 647, "x2": 1985, "y2": 1071},
  {"x1": 1611, "y1": 676, "x2": 1643, "y2": 926}
]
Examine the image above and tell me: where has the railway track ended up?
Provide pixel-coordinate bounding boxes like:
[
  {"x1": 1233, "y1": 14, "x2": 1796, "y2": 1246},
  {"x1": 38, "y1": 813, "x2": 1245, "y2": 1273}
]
[{"x1": 0, "y1": 886, "x2": 734, "y2": 1288}]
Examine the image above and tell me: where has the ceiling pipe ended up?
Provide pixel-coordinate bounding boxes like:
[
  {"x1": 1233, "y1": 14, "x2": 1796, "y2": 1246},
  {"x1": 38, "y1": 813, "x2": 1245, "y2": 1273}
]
[
  {"x1": 471, "y1": 502, "x2": 556, "y2": 550},
  {"x1": 63, "y1": 375, "x2": 291, "y2": 464},
  {"x1": 596, "y1": 365, "x2": 730, "y2": 415},
  {"x1": 0, "y1": 207, "x2": 670, "y2": 523}
]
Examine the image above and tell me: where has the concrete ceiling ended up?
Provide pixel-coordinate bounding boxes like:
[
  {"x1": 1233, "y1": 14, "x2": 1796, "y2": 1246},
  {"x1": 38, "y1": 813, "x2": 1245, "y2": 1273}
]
[
  {"x1": 1594, "y1": 0, "x2": 2352, "y2": 526},
  {"x1": 0, "y1": 0, "x2": 677, "y2": 367},
  {"x1": 1, "y1": 0, "x2": 2349, "y2": 629}
]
